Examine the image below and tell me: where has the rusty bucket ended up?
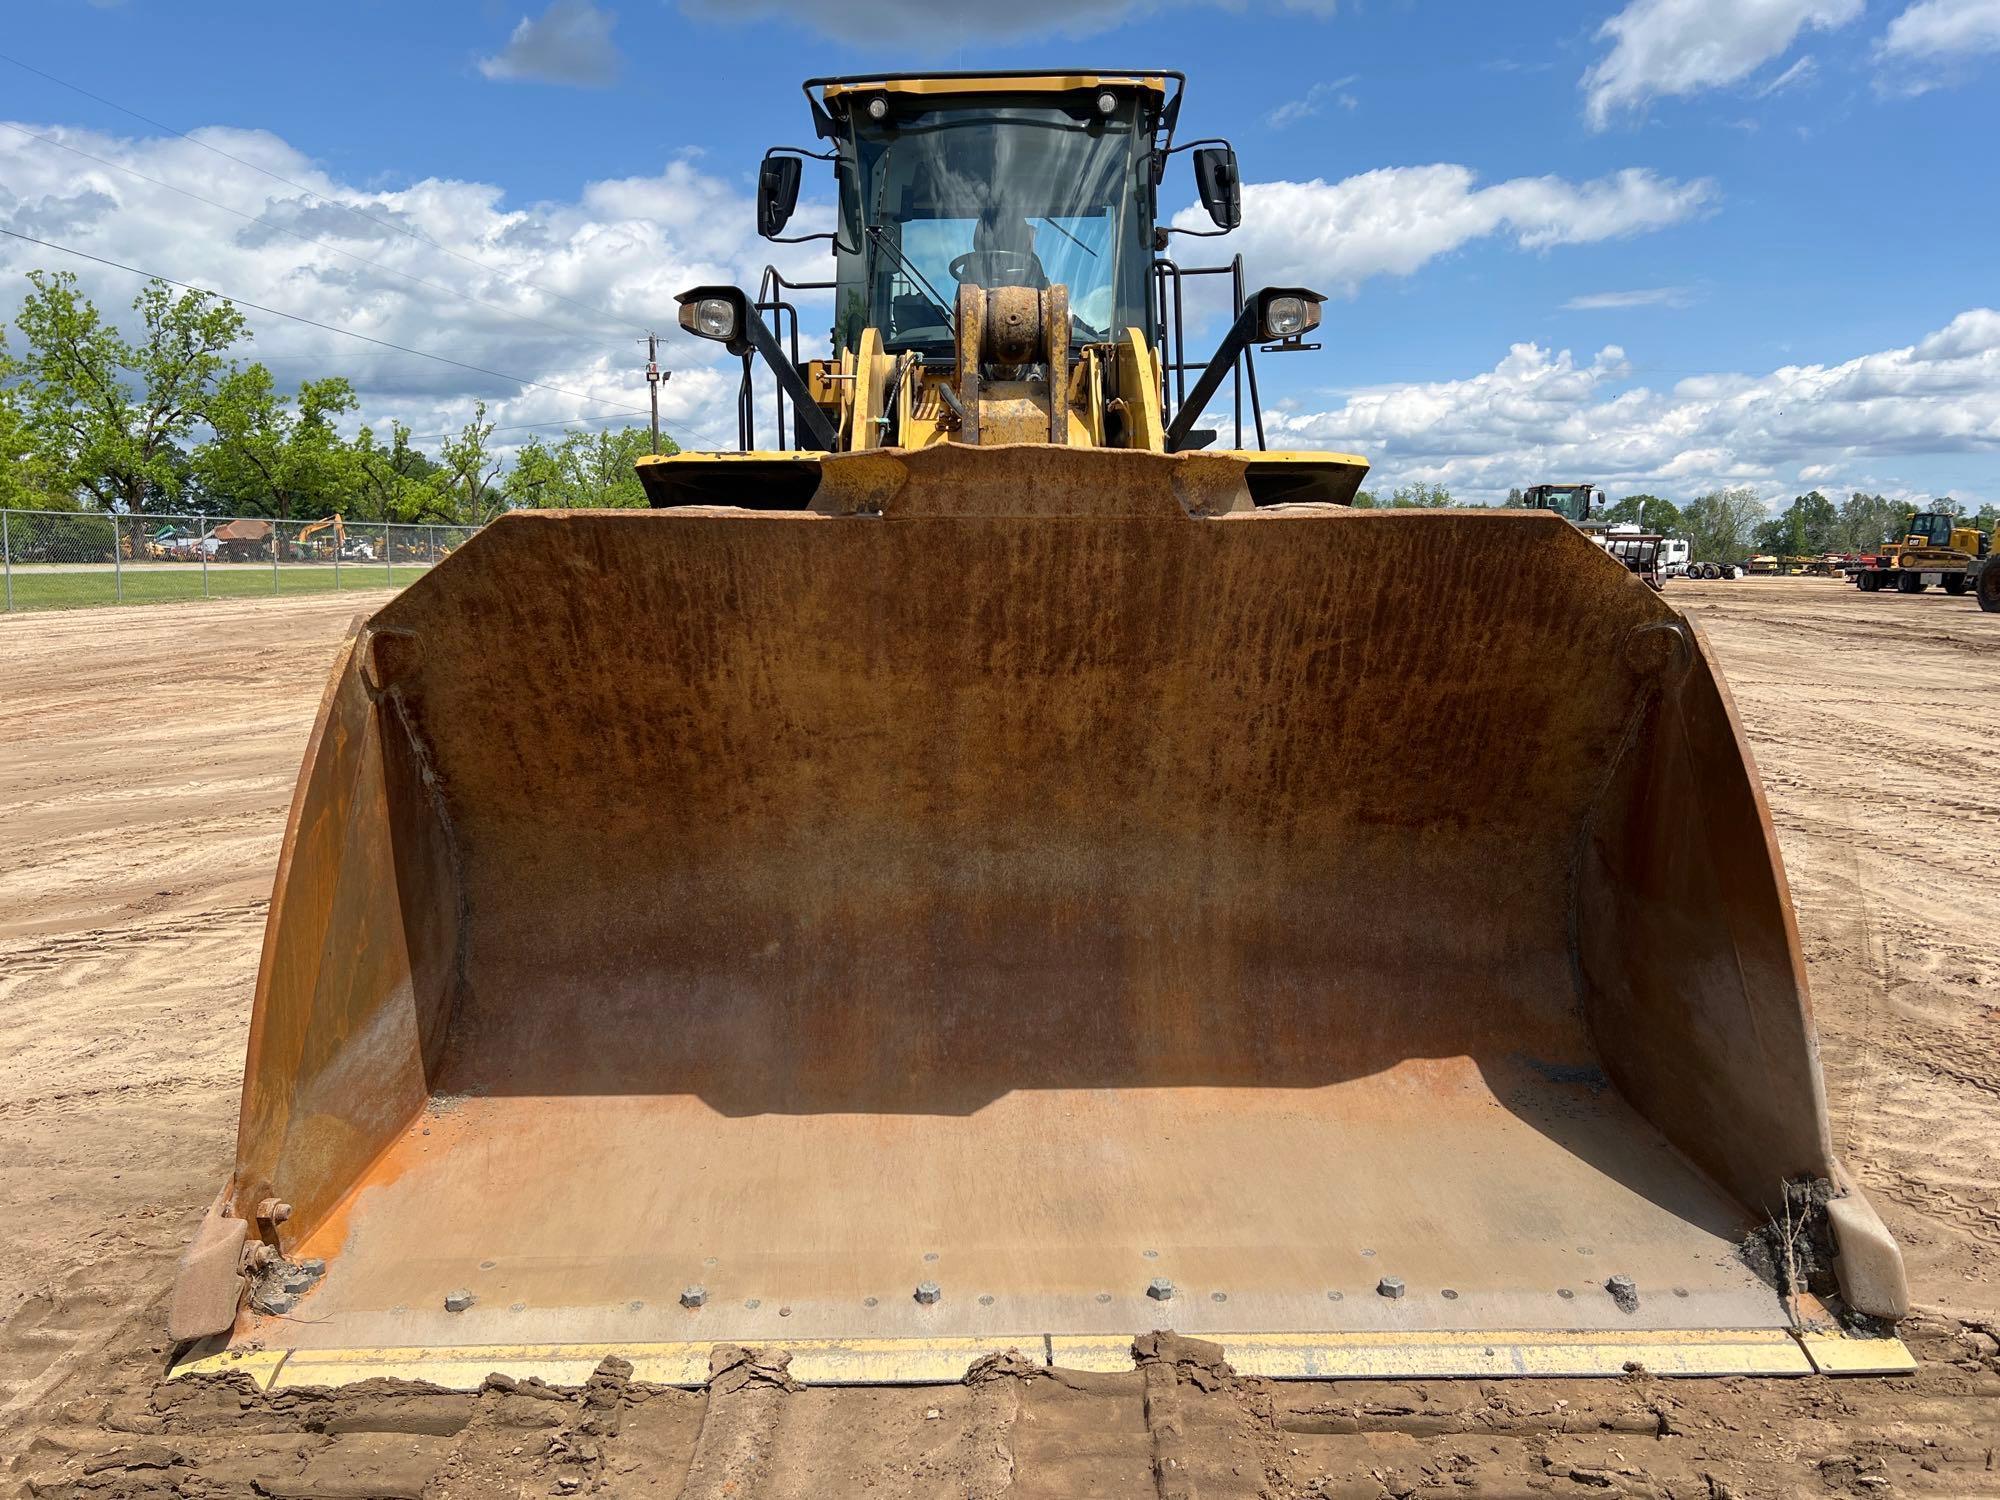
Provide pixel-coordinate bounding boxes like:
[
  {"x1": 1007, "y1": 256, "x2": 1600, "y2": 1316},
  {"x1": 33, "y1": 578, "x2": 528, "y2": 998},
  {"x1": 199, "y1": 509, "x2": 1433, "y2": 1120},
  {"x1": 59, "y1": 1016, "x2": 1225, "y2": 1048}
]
[{"x1": 171, "y1": 446, "x2": 1906, "y2": 1386}]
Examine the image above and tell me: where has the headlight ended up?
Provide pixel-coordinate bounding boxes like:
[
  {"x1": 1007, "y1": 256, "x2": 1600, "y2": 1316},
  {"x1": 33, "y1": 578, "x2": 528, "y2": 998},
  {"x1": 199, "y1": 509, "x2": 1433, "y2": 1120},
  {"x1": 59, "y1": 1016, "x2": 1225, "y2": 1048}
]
[
  {"x1": 682, "y1": 297, "x2": 738, "y2": 342},
  {"x1": 1096, "y1": 90, "x2": 1118, "y2": 116},
  {"x1": 1264, "y1": 296, "x2": 1307, "y2": 337},
  {"x1": 866, "y1": 95, "x2": 889, "y2": 121},
  {"x1": 1254, "y1": 288, "x2": 1324, "y2": 343}
]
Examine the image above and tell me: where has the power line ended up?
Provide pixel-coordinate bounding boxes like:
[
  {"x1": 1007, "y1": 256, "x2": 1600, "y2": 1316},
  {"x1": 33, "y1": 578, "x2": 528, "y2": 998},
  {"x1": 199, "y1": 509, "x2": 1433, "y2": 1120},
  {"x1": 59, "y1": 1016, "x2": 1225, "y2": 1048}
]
[
  {"x1": 0, "y1": 48, "x2": 639, "y2": 338},
  {"x1": 2, "y1": 121, "x2": 629, "y2": 353},
  {"x1": 0, "y1": 227, "x2": 650, "y2": 417}
]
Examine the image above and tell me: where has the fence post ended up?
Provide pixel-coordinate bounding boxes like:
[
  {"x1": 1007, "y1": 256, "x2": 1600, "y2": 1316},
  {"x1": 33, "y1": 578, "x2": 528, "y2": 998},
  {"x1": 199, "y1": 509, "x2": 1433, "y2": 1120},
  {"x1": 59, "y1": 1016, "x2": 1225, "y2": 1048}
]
[
  {"x1": 426, "y1": 524, "x2": 435, "y2": 570},
  {"x1": 384, "y1": 524, "x2": 393, "y2": 586},
  {"x1": 2, "y1": 507, "x2": 11, "y2": 614},
  {"x1": 113, "y1": 515, "x2": 123, "y2": 604},
  {"x1": 272, "y1": 519, "x2": 280, "y2": 595},
  {"x1": 200, "y1": 516, "x2": 209, "y2": 598},
  {"x1": 333, "y1": 521, "x2": 341, "y2": 593}
]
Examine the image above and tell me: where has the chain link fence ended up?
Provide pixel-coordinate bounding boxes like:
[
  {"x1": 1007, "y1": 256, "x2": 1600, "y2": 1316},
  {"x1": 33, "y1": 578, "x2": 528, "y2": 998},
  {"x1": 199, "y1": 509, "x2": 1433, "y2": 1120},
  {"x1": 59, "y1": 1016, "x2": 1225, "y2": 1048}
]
[{"x1": 1, "y1": 510, "x2": 481, "y2": 613}]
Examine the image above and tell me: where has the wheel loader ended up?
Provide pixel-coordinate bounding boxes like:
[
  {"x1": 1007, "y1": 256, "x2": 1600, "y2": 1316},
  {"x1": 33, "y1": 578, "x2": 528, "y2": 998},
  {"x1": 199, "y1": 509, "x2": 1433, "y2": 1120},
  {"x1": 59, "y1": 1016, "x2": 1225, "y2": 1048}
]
[{"x1": 171, "y1": 69, "x2": 1911, "y2": 1391}]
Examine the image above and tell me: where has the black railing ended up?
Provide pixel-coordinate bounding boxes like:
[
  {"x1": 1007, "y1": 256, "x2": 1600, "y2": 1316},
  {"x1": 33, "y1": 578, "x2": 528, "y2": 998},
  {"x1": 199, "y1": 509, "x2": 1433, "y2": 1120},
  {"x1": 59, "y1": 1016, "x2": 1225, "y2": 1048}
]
[
  {"x1": 737, "y1": 266, "x2": 834, "y2": 451},
  {"x1": 1152, "y1": 253, "x2": 1266, "y2": 451}
]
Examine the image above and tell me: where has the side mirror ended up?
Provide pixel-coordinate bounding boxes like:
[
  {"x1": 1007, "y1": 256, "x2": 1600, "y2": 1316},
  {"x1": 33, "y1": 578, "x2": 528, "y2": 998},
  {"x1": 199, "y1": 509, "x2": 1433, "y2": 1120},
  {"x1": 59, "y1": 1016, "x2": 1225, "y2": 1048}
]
[
  {"x1": 757, "y1": 155, "x2": 802, "y2": 239},
  {"x1": 1193, "y1": 145, "x2": 1241, "y2": 231}
]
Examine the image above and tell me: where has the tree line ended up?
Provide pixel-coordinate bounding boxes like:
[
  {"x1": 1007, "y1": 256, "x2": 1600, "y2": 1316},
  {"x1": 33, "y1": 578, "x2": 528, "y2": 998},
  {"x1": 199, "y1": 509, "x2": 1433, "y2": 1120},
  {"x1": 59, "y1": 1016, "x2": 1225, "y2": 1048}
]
[
  {"x1": 1360, "y1": 483, "x2": 1996, "y2": 564},
  {"x1": 0, "y1": 271, "x2": 672, "y2": 521}
]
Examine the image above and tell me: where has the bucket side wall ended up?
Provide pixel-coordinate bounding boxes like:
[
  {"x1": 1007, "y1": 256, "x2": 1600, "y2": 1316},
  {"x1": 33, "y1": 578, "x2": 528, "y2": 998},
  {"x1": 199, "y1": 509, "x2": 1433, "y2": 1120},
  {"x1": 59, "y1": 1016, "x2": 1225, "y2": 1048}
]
[
  {"x1": 1576, "y1": 626, "x2": 1835, "y2": 1218},
  {"x1": 232, "y1": 636, "x2": 461, "y2": 1249}
]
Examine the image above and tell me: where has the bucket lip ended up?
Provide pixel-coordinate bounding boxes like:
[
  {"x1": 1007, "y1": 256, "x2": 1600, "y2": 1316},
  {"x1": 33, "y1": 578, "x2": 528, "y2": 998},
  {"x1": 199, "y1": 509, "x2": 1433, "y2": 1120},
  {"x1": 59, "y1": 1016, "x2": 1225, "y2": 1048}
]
[{"x1": 170, "y1": 1323, "x2": 1914, "y2": 1390}]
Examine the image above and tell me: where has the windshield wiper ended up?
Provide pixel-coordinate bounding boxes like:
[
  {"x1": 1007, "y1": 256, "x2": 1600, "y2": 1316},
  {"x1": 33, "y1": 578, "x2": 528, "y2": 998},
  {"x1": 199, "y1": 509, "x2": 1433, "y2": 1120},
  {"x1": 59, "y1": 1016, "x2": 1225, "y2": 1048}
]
[
  {"x1": 865, "y1": 225, "x2": 957, "y2": 338},
  {"x1": 1036, "y1": 217, "x2": 1098, "y2": 257}
]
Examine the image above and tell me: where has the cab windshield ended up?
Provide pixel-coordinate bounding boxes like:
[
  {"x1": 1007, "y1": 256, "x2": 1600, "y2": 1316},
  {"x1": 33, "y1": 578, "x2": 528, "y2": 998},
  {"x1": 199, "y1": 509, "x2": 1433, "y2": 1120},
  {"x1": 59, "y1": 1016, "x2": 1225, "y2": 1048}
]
[{"x1": 834, "y1": 98, "x2": 1153, "y2": 357}]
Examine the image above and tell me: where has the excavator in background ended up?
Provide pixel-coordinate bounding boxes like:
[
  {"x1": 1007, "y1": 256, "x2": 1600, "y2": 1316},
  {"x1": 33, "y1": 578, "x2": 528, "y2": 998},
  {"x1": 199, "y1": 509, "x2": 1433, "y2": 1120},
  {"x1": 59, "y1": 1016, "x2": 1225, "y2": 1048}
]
[
  {"x1": 293, "y1": 513, "x2": 377, "y2": 563},
  {"x1": 1845, "y1": 509, "x2": 1986, "y2": 596},
  {"x1": 171, "y1": 69, "x2": 1910, "y2": 1393}
]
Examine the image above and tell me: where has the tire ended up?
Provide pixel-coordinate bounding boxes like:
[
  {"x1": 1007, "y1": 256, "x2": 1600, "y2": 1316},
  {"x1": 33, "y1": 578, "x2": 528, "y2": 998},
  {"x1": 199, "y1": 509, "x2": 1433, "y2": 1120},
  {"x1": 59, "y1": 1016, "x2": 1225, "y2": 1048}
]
[
  {"x1": 1897, "y1": 572, "x2": 1925, "y2": 593},
  {"x1": 1702, "y1": 563, "x2": 1721, "y2": 580},
  {"x1": 1857, "y1": 571, "x2": 1882, "y2": 592},
  {"x1": 1943, "y1": 574, "x2": 1968, "y2": 596},
  {"x1": 1979, "y1": 563, "x2": 2000, "y2": 614}
]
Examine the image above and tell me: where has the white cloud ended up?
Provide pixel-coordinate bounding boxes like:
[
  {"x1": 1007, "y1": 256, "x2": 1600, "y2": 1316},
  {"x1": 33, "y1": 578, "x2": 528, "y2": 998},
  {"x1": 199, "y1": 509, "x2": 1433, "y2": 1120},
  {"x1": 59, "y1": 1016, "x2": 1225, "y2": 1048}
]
[
  {"x1": 1264, "y1": 308, "x2": 2000, "y2": 501},
  {"x1": 1755, "y1": 54, "x2": 1819, "y2": 93},
  {"x1": 1563, "y1": 286, "x2": 1697, "y2": 310},
  {"x1": 1265, "y1": 77, "x2": 1360, "y2": 129},
  {"x1": 1582, "y1": 0, "x2": 1862, "y2": 128},
  {"x1": 1876, "y1": 0, "x2": 2000, "y2": 86},
  {"x1": 678, "y1": 0, "x2": 1340, "y2": 39},
  {"x1": 478, "y1": 1, "x2": 621, "y2": 88},
  {"x1": 0, "y1": 120, "x2": 825, "y2": 454},
  {"x1": 677, "y1": 0, "x2": 1139, "y2": 38},
  {"x1": 1178, "y1": 165, "x2": 1715, "y2": 293},
  {"x1": 1880, "y1": 0, "x2": 2000, "y2": 56}
]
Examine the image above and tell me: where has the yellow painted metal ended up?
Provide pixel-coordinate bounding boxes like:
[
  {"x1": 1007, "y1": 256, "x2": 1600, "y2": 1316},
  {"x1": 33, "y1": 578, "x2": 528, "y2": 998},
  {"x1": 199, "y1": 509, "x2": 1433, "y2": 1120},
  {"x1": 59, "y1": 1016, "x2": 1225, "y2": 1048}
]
[
  {"x1": 1046, "y1": 1335, "x2": 1149, "y2": 1373},
  {"x1": 274, "y1": 1343, "x2": 710, "y2": 1390},
  {"x1": 1796, "y1": 1330, "x2": 1917, "y2": 1376},
  {"x1": 1202, "y1": 1329, "x2": 1813, "y2": 1380},
  {"x1": 172, "y1": 1328, "x2": 1841, "y2": 1390},
  {"x1": 1116, "y1": 328, "x2": 1165, "y2": 452},
  {"x1": 634, "y1": 449, "x2": 820, "y2": 478},
  {"x1": 822, "y1": 74, "x2": 1170, "y2": 103},
  {"x1": 169, "y1": 1346, "x2": 288, "y2": 1388},
  {"x1": 172, "y1": 1339, "x2": 1048, "y2": 1391}
]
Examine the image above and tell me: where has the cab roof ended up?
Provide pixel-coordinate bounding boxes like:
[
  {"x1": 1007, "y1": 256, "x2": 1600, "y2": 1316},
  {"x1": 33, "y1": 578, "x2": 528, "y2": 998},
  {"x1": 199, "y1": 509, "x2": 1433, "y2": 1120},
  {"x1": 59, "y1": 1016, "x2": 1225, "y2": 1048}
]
[{"x1": 803, "y1": 69, "x2": 1184, "y2": 144}]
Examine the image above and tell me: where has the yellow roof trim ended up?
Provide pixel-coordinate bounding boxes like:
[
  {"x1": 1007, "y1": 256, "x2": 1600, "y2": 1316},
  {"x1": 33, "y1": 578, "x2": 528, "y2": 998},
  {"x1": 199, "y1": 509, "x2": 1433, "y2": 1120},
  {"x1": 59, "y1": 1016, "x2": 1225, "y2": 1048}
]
[{"x1": 822, "y1": 74, "x2": 1169, "y2": 102}]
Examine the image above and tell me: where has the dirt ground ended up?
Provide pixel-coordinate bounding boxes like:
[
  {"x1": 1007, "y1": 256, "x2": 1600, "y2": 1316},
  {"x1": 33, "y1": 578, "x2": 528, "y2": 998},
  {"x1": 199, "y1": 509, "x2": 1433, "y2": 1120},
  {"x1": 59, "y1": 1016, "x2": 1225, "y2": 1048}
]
[{"x1": 1, "y1": 578, "x2": 1996, "y2": 1498}]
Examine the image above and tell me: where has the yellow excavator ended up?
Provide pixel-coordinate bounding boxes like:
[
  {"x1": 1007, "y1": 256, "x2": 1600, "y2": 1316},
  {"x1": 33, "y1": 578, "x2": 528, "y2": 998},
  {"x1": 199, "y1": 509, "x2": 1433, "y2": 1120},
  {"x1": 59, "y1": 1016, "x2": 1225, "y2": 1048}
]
[{"x1": 171, "y1": 69, "x2": 1909, "y2": 1391}]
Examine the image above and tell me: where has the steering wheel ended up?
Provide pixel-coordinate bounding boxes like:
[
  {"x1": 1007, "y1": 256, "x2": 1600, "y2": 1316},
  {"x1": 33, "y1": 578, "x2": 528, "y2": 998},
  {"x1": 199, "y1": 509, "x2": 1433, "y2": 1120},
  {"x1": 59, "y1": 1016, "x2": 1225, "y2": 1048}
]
[{"x1": 948, "y1": 249, "x2": 1042, "y2": 287}]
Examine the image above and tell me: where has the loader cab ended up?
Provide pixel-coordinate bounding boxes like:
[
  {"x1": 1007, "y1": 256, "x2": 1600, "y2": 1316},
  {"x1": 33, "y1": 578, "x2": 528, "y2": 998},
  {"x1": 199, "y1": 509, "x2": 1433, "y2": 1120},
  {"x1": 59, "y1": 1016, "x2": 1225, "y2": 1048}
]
[
  {"x1": 1522, "y1": 483, "x2": 1603, "y2": 525},
  {"x1": 811, "y1": 77, "x2": 1172, "y2": 358}
]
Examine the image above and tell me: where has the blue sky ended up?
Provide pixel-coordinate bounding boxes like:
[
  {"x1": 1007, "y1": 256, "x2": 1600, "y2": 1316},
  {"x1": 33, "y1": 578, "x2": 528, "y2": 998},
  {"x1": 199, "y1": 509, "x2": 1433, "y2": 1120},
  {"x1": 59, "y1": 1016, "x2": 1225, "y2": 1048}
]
[{"x1": 4, "y1": 0, "x2": 1997, "y2": 504}]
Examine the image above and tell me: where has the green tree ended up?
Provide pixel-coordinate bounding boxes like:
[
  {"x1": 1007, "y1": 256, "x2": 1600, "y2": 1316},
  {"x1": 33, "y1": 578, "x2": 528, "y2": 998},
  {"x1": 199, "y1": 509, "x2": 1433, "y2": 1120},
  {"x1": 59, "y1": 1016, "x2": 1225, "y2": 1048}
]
[
  {"x1": 1971, "y1": 503, "x2": 1998, "y2": 537},
  {"x1": 194, "y1": 366, "x2": 358, "y2": 519},
  {"x1": 1350, "y1": 488, "x2": 1379, "y2": 509},
  {"x1": 1834, "y1": 492, "x2": 1905, "y2": 552},
  {"x1": 351, "y1": 420, "x2": 453, "y2": 523},
  {"x1": 1503, "y1": 486, "x2": 1525, "y2": 507},
  {"x1": 1602, "y1": 493, "x2": 1683, "y2": 535},
  {"x1": 1779, "y1": 490, "x2": 1839, "y2": 554},
  {"x1": 14, "y1": 271, "x2": 247, "y2": 513},
  {"x1": 504, "y1": 426, "x2": 666, "y2": 509},
  {"x1": 1387, "y1": 481, "x2": 1454, "y2": 508},
  {"x1": 435, "y1": 401, "x2": 503, "y2": 525},
  {"x1": 1681, "y1": 487, "x2": 1765, "y2": 562},
  {"x1": 0, "y1": 328, "x2": 72, "y2": 510}
]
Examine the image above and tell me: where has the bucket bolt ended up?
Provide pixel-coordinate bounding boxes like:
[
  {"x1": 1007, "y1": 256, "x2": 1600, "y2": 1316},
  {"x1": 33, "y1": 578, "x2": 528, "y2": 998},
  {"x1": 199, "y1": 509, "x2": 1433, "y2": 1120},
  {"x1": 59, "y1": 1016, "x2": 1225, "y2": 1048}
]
[
  {"x1": 1605, "y1": 1275, "x2": 1640, "y2": 1313},
  {"x1": 915, "y1": 1281, "x2": 942, "y2": 1306},
  {"x1": 1147, "y1": 1278, "x2": 1175, "y2": 1302},
  {"x1": 444, "y1": 1289, "x2": 475, "y2": 1313},
  {"x1": 680, "y1": 1285, "x2": 707, "y2": 1309},
  {"x1": 256, "y1": 1198, "x2": 292, "y2": 1225},
  {"x1": 1377, "y1": 1277, "x2": 1406, "y2": 1300}
]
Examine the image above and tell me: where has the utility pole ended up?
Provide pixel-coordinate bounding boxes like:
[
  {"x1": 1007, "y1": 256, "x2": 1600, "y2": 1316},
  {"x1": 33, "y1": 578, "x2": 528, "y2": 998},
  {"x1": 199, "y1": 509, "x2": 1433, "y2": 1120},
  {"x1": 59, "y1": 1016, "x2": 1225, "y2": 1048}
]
[{"x1": 644, "y1": 334, "x2": 671, "y2": 454}]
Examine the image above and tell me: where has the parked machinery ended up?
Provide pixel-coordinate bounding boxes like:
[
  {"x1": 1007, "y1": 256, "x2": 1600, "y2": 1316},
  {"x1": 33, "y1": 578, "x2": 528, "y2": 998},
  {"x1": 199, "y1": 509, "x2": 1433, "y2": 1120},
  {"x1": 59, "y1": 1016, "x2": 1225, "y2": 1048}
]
[{"x1": 1845, "y1": 510, "x2": 1986, "y2": 595}]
